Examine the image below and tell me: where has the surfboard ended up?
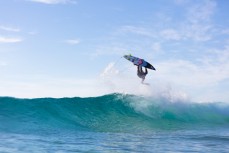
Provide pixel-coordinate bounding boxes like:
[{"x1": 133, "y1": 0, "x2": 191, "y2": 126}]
[{"x1": 124, "y1": 54, "x2": 156, "y2": 70}]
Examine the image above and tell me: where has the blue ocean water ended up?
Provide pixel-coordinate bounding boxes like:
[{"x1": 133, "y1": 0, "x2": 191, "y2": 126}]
[{"x1": 0, "y1": 93, "x2": 229, "y2": 152}]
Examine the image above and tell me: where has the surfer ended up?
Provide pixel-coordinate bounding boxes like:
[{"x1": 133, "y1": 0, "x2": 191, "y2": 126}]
[{"x1": 137, "y1": 65, "x2": 148, "y2": 83}]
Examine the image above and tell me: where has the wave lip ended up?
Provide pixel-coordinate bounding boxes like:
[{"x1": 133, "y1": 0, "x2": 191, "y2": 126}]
[{"x1": 0, "y1": 94, "x2": 229, "y2": 133}]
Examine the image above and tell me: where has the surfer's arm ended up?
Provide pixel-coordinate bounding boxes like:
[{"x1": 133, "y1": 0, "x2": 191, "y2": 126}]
[
  {"x1": 145, "y1": 68, "x2": 148, "y2": 74},
  {"x1": 137, "y1": 65, "x2": 140, "y2": 72},
  {"x1": 138, "y1": 66, "x2": 143, "y2": 73}
]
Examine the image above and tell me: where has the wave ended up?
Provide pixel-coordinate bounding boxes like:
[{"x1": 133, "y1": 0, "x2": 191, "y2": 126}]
[{"x1": 0, "y1": 93, "x2": 228, "y2": 133}]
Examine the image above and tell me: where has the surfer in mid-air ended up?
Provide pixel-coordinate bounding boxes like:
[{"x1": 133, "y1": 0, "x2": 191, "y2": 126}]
[
  {"x1": 123, "y1": 54, "x2": 155, "y2": 85},
  {"x1": 137, "y1": 65, "x2": 148, "y2": 83}
]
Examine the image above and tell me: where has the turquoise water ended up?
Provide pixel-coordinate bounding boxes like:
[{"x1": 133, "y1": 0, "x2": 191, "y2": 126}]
[{"x1": 0, "y1": 94, "x2": 229, "y2": 152}]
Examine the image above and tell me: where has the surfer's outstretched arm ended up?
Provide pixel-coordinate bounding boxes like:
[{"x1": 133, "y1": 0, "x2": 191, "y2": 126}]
[
  {"x1": 138, "y1": 65, "x2": 143, "y2": 73},
  {"x1": 145, "y1": 68, "x2": 148, "y2": 74}
]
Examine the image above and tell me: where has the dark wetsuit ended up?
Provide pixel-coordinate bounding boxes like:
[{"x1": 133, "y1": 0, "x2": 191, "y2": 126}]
[{"x1": 137, "y1": 66, "x2": 148, "y2": 82}]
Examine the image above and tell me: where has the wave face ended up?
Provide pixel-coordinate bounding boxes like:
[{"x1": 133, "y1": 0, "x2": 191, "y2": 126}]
[{"x1": 0, "y1": 94, "x2": 229, "y2": 133}]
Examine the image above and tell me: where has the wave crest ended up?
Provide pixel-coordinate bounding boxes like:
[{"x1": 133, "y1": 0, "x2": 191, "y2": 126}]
[{"x1": 0, "y1": 94, "x2": 228, "y2": 133}]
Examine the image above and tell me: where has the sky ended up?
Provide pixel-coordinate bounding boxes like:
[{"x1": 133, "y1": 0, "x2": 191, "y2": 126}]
[{"x1": 0, "y1": 0, "x2": 229, "y2": 102}]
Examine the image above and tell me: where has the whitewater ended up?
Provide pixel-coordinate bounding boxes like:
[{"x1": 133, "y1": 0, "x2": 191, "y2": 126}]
[{"x1": 0, "y1": 93, "x2": 229, "y2": 152}]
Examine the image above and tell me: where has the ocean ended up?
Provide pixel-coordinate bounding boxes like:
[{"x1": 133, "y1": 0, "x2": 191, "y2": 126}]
[{"x1": 0, "y1": 93, "x2": 229, "y2": 153}]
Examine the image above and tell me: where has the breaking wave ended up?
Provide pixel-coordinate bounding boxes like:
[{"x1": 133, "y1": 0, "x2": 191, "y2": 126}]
[{"x1": 0, "y1": 93, "x2": 228, "y2": 133}]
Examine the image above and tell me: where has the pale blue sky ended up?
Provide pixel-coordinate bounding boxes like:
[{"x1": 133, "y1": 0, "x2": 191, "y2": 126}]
[{"x1": 0, "y1": 0, "x2": 229, "y2": 102}]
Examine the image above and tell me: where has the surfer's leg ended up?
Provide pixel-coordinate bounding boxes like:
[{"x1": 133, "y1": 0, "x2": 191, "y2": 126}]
[{"x1": 141, "y1": 78, "x2": 145, "y2": 84}]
